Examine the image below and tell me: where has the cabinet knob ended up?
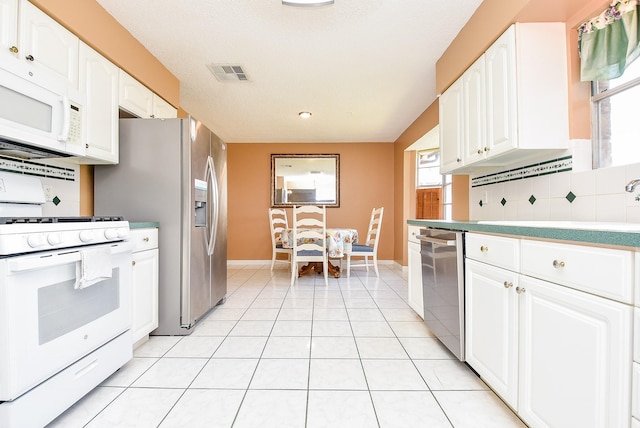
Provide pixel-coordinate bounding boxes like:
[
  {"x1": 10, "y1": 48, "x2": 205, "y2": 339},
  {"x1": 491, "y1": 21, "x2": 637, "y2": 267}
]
[
  {"x1": 477, "y1": 149, "x2": 483, "y2": 154},
  {"x1": 480, "y1": 246, "x2": 488, "y2": 252},
  {"x1": 143, "y1": 237, "x2": 150, "y2": 242},
  {"x1": 484, "y1": 147, "x2": 490, "y2": 152},
  {"x1": 25, "y1": 54, "x2": 34, "y2": 61},
  {"x1": 9, "y1": 46, "x2": 18, "y2": 54},
  {"x1": 516, "y1": 286, "x2": 526, "y2": 294},
  {"x1": 503, "y1": 281, "x2": 513, "y2": 289},
  {"x1": 456, "y1": 158, "x2": 461, "y2": 162},
  {"x1": 552, "y1": 260, "x2": 565, "y2": 269},
  {"x1": 132, "y1": 260, "x2": 136, "y2": 266}
]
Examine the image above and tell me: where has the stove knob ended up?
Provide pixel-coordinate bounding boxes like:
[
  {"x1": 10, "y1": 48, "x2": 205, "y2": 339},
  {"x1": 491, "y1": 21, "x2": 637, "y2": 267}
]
[
  {"x1": 27, "y1": 234, "x2": 46, "y2": 248},
  {"x1": 104, "y1": 229, "x2": 118, "y2": 240},
  {"x1": 47, "y1": 232, "x2": 62, "y2": 246},
  {"x1": 79, "y1": 230, "x2": 94, "y2": 243}
]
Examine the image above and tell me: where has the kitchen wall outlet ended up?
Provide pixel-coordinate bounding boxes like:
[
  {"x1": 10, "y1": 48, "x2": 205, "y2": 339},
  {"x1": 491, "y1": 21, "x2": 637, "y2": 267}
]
[{"x1": 43, "y1": 185, "x2": 53, "y2": 202}]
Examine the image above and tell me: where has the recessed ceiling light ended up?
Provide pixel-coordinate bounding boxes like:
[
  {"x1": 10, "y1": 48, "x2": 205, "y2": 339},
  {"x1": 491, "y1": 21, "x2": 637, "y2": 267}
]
[
  {"x1": 282, "y1": 0, "x2": 334, "y2": 6},
  {"x1": 298, "y1": 111, "x2": 312, "y2": 119}
]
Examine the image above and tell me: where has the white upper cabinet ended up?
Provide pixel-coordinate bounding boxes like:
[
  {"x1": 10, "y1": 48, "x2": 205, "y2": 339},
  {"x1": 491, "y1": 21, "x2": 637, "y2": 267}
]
[
  {"x1": 17, "y1": 0, "x2": 79, "y2": 89},
  {"x1": 440, "y1": 23, "x2": 569, "y2": 174},
  {"x1": 152, "y1": 95, "x2": 177, "y2": 119},
  {"x1": 119, "y1": 70, "x2": 177, "y2": 119},
  {"x1": 0, "y1": 0, "x2": 18, "y2": 63},
  {"x1": 439, "y1": 77, "x2": 464, "y2": 173},
  {"x1": 79, "y1": 42, "x2": 119, "y2": 164},
  {"x1": 119, "y1": 69, "x2": 154, "y2": 118}
]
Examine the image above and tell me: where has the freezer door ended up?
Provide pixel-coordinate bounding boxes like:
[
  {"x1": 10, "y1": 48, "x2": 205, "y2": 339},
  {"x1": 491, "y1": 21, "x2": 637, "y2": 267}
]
[
  {"x1": 182, "y1": 118, "x2": 212, "y2": 328},
  {"x1": 210, "y1": 133, "x2": 227, "y2": 306}
]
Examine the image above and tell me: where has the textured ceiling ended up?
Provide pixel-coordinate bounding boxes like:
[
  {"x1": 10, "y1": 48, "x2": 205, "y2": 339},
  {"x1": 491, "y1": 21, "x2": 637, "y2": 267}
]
[{"x1": 96, "y1": 0, "x2": 483, "y2": 143}]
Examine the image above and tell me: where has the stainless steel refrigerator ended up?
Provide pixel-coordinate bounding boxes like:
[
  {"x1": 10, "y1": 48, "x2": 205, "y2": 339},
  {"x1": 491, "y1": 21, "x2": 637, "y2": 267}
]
[{"x1": 94, "y1": 117, "x2": 227, "y2": 335}]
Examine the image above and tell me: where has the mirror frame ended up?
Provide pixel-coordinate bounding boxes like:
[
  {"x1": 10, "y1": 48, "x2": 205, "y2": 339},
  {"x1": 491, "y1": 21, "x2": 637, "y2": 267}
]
[{"x1": 270, "y1": 154, "x2": 340, "y2": 208}]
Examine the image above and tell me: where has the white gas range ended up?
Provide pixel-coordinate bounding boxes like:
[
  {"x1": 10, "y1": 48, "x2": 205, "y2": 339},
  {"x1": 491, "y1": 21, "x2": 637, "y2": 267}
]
[{"x1": 0, "y1": 172, "x2": 133, "y2": 428}]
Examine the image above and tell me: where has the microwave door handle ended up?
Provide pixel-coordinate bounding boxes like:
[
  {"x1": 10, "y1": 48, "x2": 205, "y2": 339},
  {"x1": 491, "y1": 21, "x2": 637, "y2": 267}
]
[{"x1": 58, "y1": 96, "x2": 70, "y2": 142}]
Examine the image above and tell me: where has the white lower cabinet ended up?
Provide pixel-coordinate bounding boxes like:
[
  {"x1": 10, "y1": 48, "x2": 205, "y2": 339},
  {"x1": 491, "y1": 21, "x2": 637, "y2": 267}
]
[
  {"x1": 130, "y1": 228, "x2": 159, "y2": 346},
  {"x1": 466, "y1": 233, "x2": 634, "y2": 428},
  {"x1": 517, "y1": 275, "x2": 632, "y2": 428},
  {"x1": 407, "y1": 225, "x2": 423, "y2": 318}
]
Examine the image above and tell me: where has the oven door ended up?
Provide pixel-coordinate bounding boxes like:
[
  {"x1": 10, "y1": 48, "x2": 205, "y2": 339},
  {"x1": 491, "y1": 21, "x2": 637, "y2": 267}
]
[{"x1": 0, "y1": 241, "x2": 132, "y2": 400}]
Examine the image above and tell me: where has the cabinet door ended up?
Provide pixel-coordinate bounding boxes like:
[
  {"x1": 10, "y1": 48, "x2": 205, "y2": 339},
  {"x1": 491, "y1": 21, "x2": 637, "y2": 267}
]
[
  {"x1": 462, "y1": 55, "x2": 486, "y2": 165},
  {"x1": 132, "y1": 248, "x2": 159, "y2": 344},
  {"x1": 485, "y1": 24, "x2": 516, "y2": 156},
  {"x1": 518, "y1": 275, "x2": 632, "y2": 428},
  {"x1": 0, "y1": 0, "x2": 18, "y2": 62},
  {"x1": 407, "y1": 240, "x2": 423, "y2": 318},
  {"x1": 465, "y1": 259, "x2": 519, "y2": 408},
  {"x1": 152, "y1": 95, "x2": 177, "y2": 119},
  {"x1": 79, "y1": 43, "x2": 119, "y2": 164},
  {"x1": 439, "y1": 77, "x2": 464, "y2": 173},
  {"x1": 19, "y1": 0, "x2": 79, "y2": 89},
  {"x1": 119, "y1": 70, "x2": 153, "y2": 118}
]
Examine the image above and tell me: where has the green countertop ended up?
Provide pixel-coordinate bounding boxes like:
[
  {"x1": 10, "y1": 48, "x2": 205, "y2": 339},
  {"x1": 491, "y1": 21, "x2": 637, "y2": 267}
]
[
  {"x1": 129, "y1": 222, "x2": 159, "y2": 229},
  {"x1": 407, "y1": 219, "x2": 640, "y2": 248}
]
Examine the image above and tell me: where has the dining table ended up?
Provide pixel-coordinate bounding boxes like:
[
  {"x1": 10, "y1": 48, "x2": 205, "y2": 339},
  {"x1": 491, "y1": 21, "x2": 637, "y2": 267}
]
[{"x1": 280, "y1": 228, "x2": 359, "y2": 278}]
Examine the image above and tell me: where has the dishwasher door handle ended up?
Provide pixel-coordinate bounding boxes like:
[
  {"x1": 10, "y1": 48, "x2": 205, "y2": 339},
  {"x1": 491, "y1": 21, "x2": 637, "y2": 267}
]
[{"x1": 417, "y1": 235, "x2": 457, "y2": 246}]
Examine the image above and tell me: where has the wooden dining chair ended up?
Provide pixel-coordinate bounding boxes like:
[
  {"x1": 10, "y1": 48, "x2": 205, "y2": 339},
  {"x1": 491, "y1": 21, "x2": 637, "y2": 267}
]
[
  {"x1": 268, "y1": 208, "x2": 292, "y2": 271},
  {"x1": 347, "y1": 207, "x2": 384, "y2": 277},
  {"x1": 291, "y1": 205, "x2": 328, "y2": 286}
]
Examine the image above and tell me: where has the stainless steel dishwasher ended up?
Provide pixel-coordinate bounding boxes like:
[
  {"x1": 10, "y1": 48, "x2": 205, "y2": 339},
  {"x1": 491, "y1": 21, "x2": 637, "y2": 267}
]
[{"x1": 418, "y1": 228, "x2": 465, "y2": 361}]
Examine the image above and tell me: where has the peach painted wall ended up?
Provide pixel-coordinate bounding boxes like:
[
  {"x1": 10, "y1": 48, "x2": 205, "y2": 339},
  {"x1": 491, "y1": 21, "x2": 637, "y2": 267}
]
[{"x1": 227, "y1": 143, "x2": 394, "y2": 261}]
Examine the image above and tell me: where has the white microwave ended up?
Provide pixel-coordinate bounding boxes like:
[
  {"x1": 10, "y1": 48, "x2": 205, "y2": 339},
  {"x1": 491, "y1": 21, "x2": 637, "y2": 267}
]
[{"x1": 0, "y1": 65, "x2": 85, "y2": 159}]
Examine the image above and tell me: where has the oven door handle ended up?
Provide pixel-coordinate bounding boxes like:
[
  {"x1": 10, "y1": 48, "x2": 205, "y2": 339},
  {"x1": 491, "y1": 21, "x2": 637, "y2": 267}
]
[
  {"x1": 417, "y1": 235, "x2": 456, "y2": 246},
  {"x1": 7, "y1": 242, "x2": 131, "y2": 273}
]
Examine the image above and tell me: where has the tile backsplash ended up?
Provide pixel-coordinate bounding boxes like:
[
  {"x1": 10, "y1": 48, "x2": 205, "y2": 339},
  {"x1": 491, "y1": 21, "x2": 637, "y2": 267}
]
[
  {"x1": 469, "y1": 140, "x2": 640, "y2": 223},
  {"x1": 0, "y1": 156, "x2": 80, "y2": 217}
]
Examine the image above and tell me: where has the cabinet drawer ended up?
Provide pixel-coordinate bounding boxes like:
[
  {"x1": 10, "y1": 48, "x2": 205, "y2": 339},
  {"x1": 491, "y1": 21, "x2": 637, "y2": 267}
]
[
  {"x1": 521, "y1": 240, "x2": 634, "y2": 304},
  {"x1": 129, "y1": 228, "x2": 158, "y2": 252},
  {"x1": 465, "y1": 233, "x2": 519, "y2": 271},
  {"x1": 408, "y1": 225, "x2": 421, "y2": 244}
]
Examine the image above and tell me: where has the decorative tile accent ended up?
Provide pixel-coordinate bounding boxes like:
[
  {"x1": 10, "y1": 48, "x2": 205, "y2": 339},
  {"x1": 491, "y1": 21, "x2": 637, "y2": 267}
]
[
  {"x1": 566, "y1": 191, "x2": 576, "y2": 203},
  {"x1": 52, "y1": 196, "x2": 61, "y2": 206},
  {"x1": 529, "y1": 195, "x2": 536, "y2": 205},
  {"x1": 0, "y1": 155, "x2": 77, "y2": 181},
  {"x1": 501, "y1": 198, "x2": 507, "y2": 206},
  {"x1": 471, "y1": 156, "x2": 572, "y2": 188}
]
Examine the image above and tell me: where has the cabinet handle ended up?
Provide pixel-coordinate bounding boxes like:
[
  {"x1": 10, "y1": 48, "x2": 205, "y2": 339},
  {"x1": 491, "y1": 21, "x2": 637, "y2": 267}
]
[
  {"x1": 477, "y1": 149, "x2": 483, "y2": 154},
  {"x1": 480, "y1": 246, "x2": 488, "y2": 252},
  {"x1": 25, "y1": 54, "x2": 34, "y2": 61},
  {"x1": 516, "y1": 286, "x2": 526, "y2": 294},
  {"x1": 143, "y1": 237, "x2": 150, "y2": 242},
  {"x1": 9, "y1": 46, "x2": 18, "y2": 54},
  {"x1": 552, "y1": 260, "x2": 565, "y2": 268},
  {"x1": 484, "y1": 147, "x2": 490, "y2": 152},
  {"x1": 132, "y1": 261, "x2": 136, "y2": 266},
  {"x1": 503, "y1": 281, "x2": 513, "y2": 289}
]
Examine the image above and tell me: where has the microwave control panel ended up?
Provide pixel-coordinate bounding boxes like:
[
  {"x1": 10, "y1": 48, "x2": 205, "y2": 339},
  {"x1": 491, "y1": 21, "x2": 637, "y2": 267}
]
[{"x1": 67, "y1": 103, "x2": 82, "y2": 146}]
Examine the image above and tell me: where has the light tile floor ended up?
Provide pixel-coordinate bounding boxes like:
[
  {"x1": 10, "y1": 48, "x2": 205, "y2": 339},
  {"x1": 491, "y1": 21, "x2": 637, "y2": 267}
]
[{"x1": 48, "y1": 264, "x2": 527, "y2": 428}]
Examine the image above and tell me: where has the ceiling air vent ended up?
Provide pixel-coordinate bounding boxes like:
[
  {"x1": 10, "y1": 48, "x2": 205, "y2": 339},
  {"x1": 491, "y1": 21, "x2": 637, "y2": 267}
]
[{"x1": 207, "y1": 63, "x2": 249, "y2": 81}]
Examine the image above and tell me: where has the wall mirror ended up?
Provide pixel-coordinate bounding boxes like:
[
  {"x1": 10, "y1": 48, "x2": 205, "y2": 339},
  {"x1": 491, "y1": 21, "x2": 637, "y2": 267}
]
[{"x1": 271, "y1": 154, "x2": 340, "y2": 208}]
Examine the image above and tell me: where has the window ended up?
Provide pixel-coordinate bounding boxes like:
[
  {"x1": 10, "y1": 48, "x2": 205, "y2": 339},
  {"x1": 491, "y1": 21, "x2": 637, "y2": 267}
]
[
  {"x1": 592, "y1": 58, "x2": 640, "y2": 168},
  {"x1": 416, "y1": 150, "x2": 452, "y2": 220},
  {"x1": 417, "y1": 150, "x2": 442, "y2": 187}
]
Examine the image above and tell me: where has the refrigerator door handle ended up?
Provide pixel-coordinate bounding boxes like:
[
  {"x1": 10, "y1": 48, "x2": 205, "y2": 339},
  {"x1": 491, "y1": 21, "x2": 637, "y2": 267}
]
[{"x1": 205, "y1": 155, "x2": 219, "y2": 256}]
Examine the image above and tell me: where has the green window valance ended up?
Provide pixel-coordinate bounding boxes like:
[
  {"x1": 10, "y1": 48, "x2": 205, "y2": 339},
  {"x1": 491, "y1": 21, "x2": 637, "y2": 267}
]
[{"x1": 578, "y1": 0, "x2": 640, "y2": 81}]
